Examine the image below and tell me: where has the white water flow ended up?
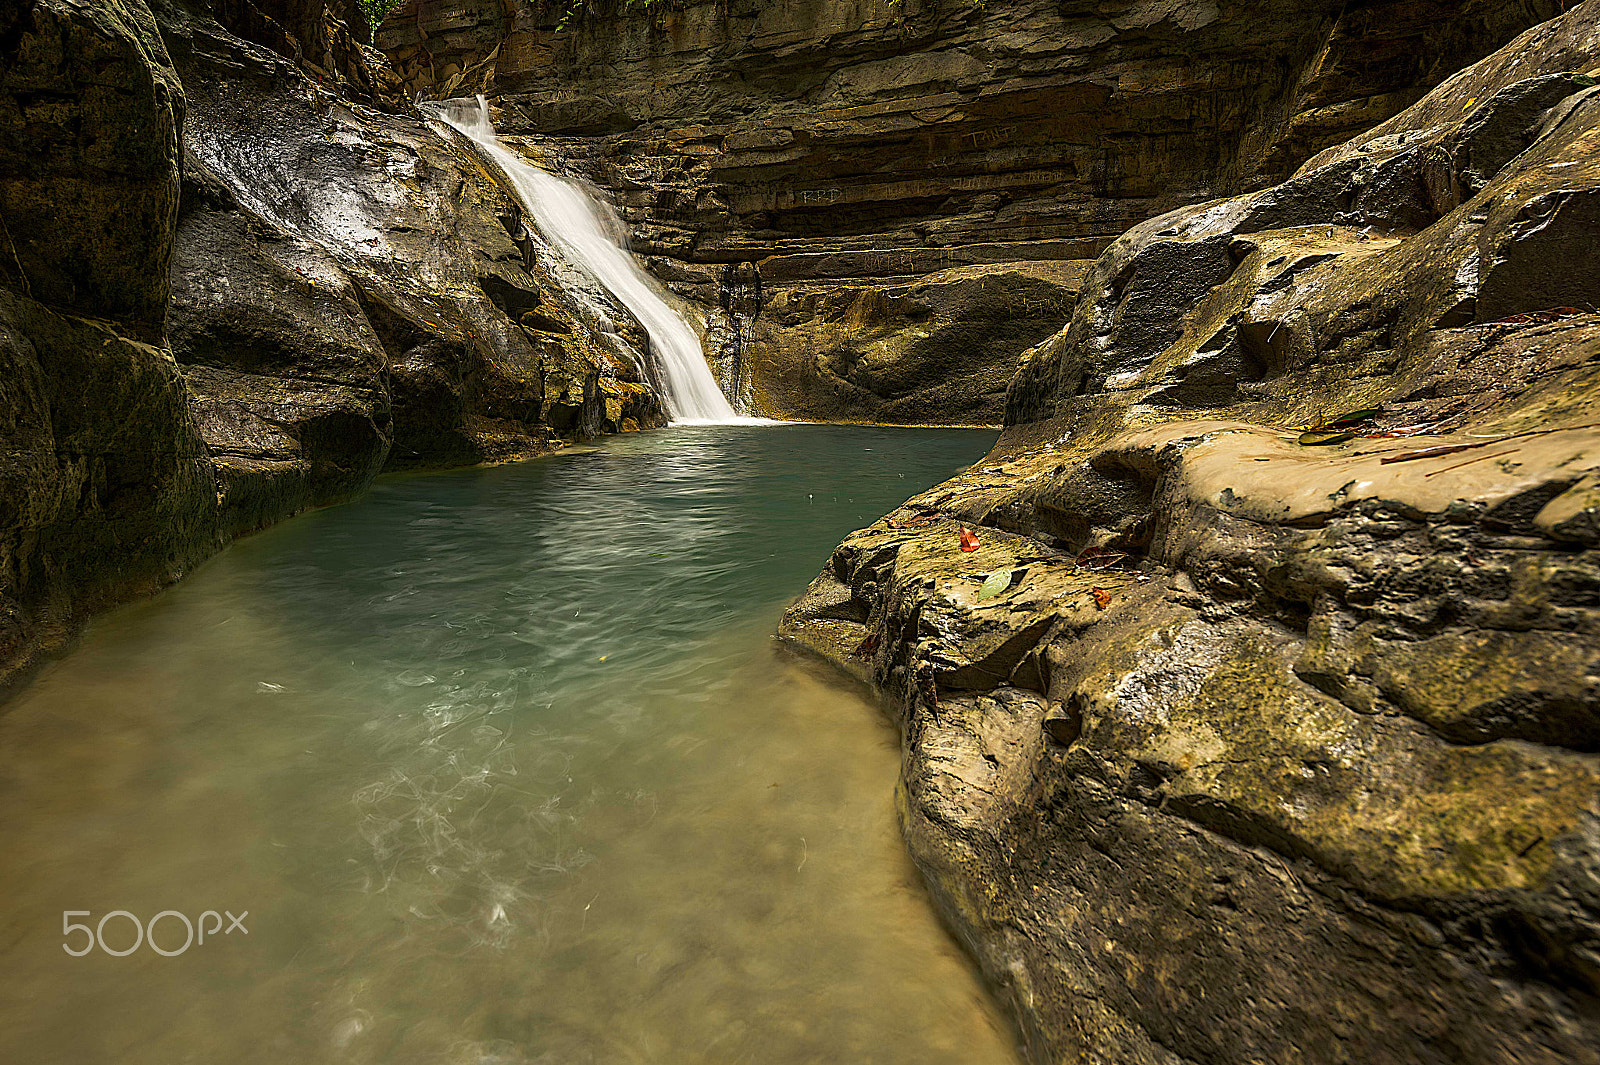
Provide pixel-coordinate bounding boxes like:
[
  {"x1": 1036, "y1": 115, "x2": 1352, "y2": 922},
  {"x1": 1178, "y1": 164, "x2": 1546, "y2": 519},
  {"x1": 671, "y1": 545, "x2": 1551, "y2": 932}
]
[{"x1": 438, "y1": 98, "x2": 750, "y2": 424}]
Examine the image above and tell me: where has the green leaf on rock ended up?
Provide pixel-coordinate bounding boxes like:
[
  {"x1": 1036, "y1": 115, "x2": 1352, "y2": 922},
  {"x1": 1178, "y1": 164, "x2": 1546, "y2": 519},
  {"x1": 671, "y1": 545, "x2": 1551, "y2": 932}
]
[
  {"x1": 1299, "y1": 430, "x2": 1358, "y2": 446},
  {"x1": 1327, "y1": 407, "x2": 1383, "y2": 428},
  {"x1": 975, "y1": 568, "x2": 1014, "y2": 601}
]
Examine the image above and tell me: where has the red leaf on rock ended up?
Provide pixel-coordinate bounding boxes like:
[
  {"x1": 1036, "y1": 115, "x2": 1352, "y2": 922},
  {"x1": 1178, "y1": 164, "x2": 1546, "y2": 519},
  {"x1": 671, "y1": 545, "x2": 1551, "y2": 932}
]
[
  {"x1": 850, "y1": 632, "x2": 881, "y2": 659},
  {"x1": 959, "y1": 526, "x2": 980, "y2": 552},
  {"x1": 1076, "y1": 546, "x2": 1129, "y2": 569},
  {"x1": 1091, "y1": 587, "x2": 1112, "y2": 610}
]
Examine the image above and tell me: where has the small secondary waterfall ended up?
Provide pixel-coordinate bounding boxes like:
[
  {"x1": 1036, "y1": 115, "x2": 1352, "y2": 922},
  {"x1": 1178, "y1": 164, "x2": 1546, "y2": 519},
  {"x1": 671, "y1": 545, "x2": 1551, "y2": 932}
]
[{"x1": 436, "y1": 98, "x2": 745, "y2": 424}]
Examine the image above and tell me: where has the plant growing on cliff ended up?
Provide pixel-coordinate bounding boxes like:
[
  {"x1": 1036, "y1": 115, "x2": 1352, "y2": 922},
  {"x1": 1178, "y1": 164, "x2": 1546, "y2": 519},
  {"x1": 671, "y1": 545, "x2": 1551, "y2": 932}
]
[
  {"x1": 541, "y1": 0, "x2": 691, "y2": 32},
  {"x1": 356, "y1": 0, "x2": 403, "y2": 41},
  {"x1": 542, "y1": 0, "x2": 963, "y2": 33}
]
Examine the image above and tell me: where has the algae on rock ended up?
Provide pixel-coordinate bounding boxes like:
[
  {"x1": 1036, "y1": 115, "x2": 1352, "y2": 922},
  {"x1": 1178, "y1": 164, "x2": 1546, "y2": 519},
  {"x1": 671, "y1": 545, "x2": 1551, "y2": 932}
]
[
  {"x1": 785, "y1": 4, "x2": 1600, "y2": 1061},
  {"x1": 0, "y1": 0, "x2": 671, "y2": 688}
]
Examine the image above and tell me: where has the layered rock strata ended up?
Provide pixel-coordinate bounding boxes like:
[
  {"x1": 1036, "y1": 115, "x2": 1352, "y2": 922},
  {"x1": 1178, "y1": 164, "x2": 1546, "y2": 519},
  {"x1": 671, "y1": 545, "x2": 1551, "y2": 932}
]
[
  {"x1": 784, "y1": 4, "x2": 1600, "y2": 1060},
  {"x1": 0, "y1": 0, "x2": 215, "y2": 691},
  {"x1": 381, "y1": 0, "x2": 1564, "y2": 421}
]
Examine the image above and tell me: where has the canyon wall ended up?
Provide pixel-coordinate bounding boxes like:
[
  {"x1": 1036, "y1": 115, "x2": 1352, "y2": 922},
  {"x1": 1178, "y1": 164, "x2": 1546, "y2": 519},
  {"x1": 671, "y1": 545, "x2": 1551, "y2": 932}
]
[
  {"x1": 0, "y1": 0, "x2": 215, "y2": 691},
  {"x1": 381, "y1": 0, "x2": 1562, "y2": 422},
  {"x1": 784, "y1": 3, "x2": 1600, "y2": 1061}
]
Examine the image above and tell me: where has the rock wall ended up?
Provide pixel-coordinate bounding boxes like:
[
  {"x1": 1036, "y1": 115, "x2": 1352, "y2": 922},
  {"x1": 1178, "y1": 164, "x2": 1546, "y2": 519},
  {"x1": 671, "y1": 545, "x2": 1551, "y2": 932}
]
[
  {"x1": 208, "y1": 0, "x2": 406, "y2": 106},
  {"x1": 0, "y1": 0, "x2": 215, "y2": 691},
  {"x1": 158, "y1": 0, "x2": 666, "y2": 537},
  {"x1": 784, "y1": 3, "x2": 1600, "y2": 1061},
  {"x1": 0, "y1": 0, "x2": 667, "y2": 690},
  {"x1": 380, "y1": 0, "x2": 1563, "y2": 422}
]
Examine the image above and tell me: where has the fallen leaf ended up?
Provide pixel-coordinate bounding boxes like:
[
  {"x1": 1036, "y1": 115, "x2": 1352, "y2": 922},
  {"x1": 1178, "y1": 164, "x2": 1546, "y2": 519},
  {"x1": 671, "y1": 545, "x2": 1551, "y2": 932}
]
[
  {"x1": 975, "y1": 568, "x2": 1013, "y2": 601},
  {"x1": 1299, "y1": 430, "x2": 1358, "y2": 446},
  {"x1": 1334, "y1": 407, "x2": 1382, "y2": 425},
  {"x1": 1380, "y1": 443, "x2": 1480, "y2": 464},
  {"x1": 1075, "y1": 546, "x2": 1129, "y2": 569},
  {"x1": 1091, "y1": 587, "x2": 1112, "y2": 609},
  {"x1": 850, "y1": 632, "x2": 880, "y2": 658},
  {"x1": 1297, "y1": 407, "x2": 1383, "y2": 433},
  {"x1": 959, "y1": 526, "x2": 980, "y2": 552}
]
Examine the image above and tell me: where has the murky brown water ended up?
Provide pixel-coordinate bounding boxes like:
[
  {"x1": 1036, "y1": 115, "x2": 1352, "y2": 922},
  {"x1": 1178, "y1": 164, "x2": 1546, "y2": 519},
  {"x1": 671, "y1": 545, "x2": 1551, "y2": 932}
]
[{"x1": 0, "y1": 425, "x2": 1016, "y2": 1065}]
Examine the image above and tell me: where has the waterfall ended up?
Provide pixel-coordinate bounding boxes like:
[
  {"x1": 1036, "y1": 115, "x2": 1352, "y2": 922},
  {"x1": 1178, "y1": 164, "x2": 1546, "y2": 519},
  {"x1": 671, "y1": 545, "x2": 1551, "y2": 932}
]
[{"x1": 434, "y1": 98, "x2": 751, "y2": 425}]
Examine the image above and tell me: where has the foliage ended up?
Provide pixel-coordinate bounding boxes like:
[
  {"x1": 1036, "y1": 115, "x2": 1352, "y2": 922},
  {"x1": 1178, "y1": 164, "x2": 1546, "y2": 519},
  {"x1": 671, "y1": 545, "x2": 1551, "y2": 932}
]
[
  {"x1": 539, "y1": 0, "x2": 980, "y2": 33},
  {"x1": 356, "y1": 0, "x2": 403, "y2": 41},
  {"x1": 541, "y1": 0, "x2": 690, "y2": 32}
]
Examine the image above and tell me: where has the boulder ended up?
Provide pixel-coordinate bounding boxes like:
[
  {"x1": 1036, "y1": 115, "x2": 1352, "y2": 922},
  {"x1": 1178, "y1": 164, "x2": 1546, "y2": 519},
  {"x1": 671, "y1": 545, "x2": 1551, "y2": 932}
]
[
  {"x1": 0, "y1": 1, "x2": 216, "y2": 690},
  {"x1": 785, "y1": 4, "x2": 1600, "y2": 1060},
  {"x1": 722, "y1": 261, "x2": 1088, "y2": 425}
]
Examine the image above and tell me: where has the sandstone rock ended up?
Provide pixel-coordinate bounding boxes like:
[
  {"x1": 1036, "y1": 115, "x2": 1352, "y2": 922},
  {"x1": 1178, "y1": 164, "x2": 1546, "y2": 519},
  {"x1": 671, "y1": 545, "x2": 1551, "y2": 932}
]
[
  {"x1": 0, "y1": 288, "x2": 215, "y2": 692},
  {"x1": 382, "y1": 0, "x2": 1563, "y2": 422},
  {"x1": 204, "y1": 0, "x2": 407, "y2": 107},
  {"x1": 728, "y1": 261, "x2": 1087, "y2": 424},
  {"x1": 0, "y1": 0, "x2": 216, "y2": 691},
  {"x1": 0, "y1": 0, "x2": 184, "y2": 335},
  {"x1": 785, "y1": 4, "x2": 1600, "y2": 1060}
]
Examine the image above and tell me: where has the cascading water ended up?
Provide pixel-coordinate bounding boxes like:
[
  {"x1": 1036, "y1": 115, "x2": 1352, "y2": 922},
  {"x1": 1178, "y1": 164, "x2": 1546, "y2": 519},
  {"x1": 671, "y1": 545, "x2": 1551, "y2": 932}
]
[{"x1": 434, "y1": 97, "x2": 754, "y2": 425}]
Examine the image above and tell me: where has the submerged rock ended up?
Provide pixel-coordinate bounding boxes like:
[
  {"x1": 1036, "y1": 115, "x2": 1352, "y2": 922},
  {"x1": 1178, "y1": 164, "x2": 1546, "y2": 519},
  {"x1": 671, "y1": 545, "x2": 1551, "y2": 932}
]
[{"x1": 785, "y1": 4, "x2": 1600, "y2": 1060}]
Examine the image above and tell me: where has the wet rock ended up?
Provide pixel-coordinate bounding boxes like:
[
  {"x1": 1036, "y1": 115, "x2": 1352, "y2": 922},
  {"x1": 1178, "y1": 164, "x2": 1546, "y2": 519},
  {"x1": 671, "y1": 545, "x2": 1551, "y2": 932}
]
[
  {"x1": 743, "y1": 261, "x2": 1087, "y2": 424},
  {"x1": 382, "y1": 0, "x2": 1561, "y2": 422},
  {"x1": 786, "y1": 4, "x2": 1600, "y2": 1060},
  {"x1": 0, "y1": 288, "x2": 214, "y2": 691},
  {"x1": 183, "y1": 364, "x2": 389, "y2": 537},
  {"x1": 0, "y1": 1, "x2": 216, "y2": 690},
  {"x1": 0, "y1": 0, "x2": 184, "y2": 334}
]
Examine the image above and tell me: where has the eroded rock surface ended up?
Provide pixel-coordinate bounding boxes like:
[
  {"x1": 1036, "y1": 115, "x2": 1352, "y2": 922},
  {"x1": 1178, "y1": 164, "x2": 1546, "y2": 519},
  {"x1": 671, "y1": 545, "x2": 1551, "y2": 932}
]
[
  {"x1": 785, "y1": 4, "x2": 1600, "y2": 1060},
  {"x1": 733, "y1": 261, "x2": 1086, "y2": 424},
  {"x1": 0, "y1": 0, "x2": 215, "y2": 689},
  {"x1": 0, "y1": 0, "x2": 668, "y2": 688},
  {"x1": 382, "y1": 0, "x2": 1563, "y2": 421}
]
